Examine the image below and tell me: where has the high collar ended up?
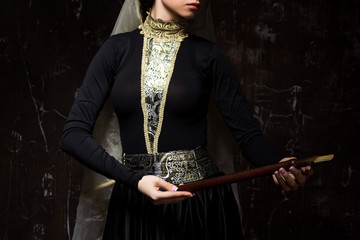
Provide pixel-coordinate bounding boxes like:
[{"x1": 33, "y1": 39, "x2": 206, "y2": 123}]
[{"x1": 139, "y1": 13, "x2": 189, "y2": 42}]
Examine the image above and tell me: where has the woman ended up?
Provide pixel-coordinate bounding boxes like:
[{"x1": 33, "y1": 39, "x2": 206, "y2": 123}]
[{"x1": 61, "y1": 0, "x2": 312, "y2": 239}]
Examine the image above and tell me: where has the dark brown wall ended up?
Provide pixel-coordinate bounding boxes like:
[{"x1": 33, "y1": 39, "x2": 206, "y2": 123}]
[
  {"x1": 211, "y1": 1, "x2": 360, "y2": 239},
  {"x1": 1, "y1": 0, "x2": 120, "y2": 239},
  {"x1": 1, "y1": 0, "x2": 359, "y2": 239}
]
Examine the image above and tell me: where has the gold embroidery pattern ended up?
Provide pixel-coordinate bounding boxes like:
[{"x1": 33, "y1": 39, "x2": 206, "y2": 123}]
[
  {"x1": 141, "y1": 38, "x2": 180, "y2": 153},
  {"x1": 139, "y1": 14, "x2": 189, "y2": 42},
  {"x1": 140, "y1": 14, "x2": 188, "y2": 154}
]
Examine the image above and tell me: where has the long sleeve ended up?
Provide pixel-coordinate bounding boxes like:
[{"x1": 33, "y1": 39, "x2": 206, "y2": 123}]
[
  {"x1": 208, "y1": 44, "x2": 284, "y2": 166},
  {"x1": 60, "y1": 36, "x2": 144, "y2": 189}
]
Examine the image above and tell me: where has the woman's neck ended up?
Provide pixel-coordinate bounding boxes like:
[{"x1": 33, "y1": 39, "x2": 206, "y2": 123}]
[{"x1": 150, "y1": 2, "x2": 181, "y2": 21}]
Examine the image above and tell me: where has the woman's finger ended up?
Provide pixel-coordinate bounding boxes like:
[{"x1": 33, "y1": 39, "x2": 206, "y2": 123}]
[
  {"x1": 151, "y1": 191, "x2": 194, "y2": 205},
  {"x1": 138, "y1": 175, "x2": 193, "y2": 205},
  {"x1": 301, "y1": 165, "x2": 313, "y2": 177},
  {"x1": 274, "y1": 170, "x2": 292, "y2": 191},
  {"x1": 280, "y1": 168, "x2": 299, "y2": 190},
  {"x1": 289, "y1": 166, "x2": 307, "y2": 186}
]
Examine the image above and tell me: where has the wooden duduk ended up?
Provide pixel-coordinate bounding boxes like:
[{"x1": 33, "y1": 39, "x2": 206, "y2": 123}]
[{"x1": 177, "y1": 154, "x2": 334, "y2": 192}]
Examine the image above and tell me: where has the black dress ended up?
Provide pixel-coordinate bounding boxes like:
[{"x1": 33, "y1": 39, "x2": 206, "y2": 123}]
[{"x1": 61, "y1": 26, "x2": 283, "y2": 239}]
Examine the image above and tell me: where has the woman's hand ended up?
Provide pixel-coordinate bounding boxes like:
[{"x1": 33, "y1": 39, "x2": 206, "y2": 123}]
[
  {"x1": 272, "y1": 157, "x2": 313, "y2": 191},
  {"x1": 138, "y1": 175, "x2": 193, "y2": 205}
]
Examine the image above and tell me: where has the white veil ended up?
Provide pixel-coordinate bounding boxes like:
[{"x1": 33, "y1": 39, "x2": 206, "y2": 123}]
[
  {"x1": 111, "y1": 0, "x2": 142, "y2": 35},
  {"x1": 72, "y1": 1, "x2": 238, "y2": 239}
]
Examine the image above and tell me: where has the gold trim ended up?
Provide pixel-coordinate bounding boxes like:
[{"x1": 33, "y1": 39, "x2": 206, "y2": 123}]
[
  {"x1": 140, "y1": 38, "x2": 152, "y2": 153},
  {"x1": 153, "y1": 43, "x2": 181, "y2": 153}
]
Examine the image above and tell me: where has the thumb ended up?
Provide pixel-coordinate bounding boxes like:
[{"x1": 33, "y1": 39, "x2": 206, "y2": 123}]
[{"x1": 156, "y1": 178, "x2": 178, "y2": 192}]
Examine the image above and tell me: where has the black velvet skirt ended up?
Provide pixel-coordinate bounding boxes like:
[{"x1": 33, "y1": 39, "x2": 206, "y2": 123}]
[
  {"x1": 103, "y1": 148, "x2": 244, "y2": 239},
  {"x1": 102, "y1": 181, "x2": 244, "y2": 240}
]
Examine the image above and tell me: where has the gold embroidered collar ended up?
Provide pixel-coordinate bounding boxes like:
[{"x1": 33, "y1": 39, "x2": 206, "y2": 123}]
[{"x1": 139, "y1": 14, "x2": 189, "y2": 42}]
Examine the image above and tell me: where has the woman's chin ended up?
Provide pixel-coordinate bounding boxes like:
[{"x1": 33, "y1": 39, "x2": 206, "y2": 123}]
[{"x1": 180, "y1": 12, "x2": 198, "y2": 20}]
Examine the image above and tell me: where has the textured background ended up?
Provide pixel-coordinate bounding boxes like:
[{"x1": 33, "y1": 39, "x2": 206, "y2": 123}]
[{"x1": 1, "y1": 0, "x2": 359, "y2": 239}]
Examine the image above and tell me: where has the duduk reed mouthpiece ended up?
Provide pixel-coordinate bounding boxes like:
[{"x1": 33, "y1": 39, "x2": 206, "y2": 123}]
[{"x1": 177, "y1": 154, "x2": 334, "y2": 192}]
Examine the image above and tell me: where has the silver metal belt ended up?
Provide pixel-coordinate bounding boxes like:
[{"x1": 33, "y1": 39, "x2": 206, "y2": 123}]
[{"x1": 122, "y1": 147, "x2": 219, "y2": 185}]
